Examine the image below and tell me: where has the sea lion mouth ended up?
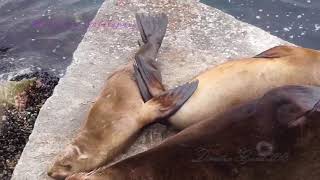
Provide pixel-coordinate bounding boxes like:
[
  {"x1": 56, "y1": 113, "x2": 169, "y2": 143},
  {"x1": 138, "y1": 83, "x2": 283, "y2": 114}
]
[
  {"x1": 66, "y1": 173, "x2": 90, "y2": 180},
  {"x1": 48, "y1": 171, "x2": 70, "y2": 180}
]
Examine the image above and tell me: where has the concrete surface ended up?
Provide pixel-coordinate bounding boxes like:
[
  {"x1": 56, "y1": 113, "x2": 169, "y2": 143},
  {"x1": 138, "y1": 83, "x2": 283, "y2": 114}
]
[{"x1": 12, "y1": 0, "x2": 290, "y2": 179}]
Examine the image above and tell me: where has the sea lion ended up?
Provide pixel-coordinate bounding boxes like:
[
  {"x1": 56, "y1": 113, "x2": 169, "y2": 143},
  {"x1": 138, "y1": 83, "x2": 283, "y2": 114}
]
[
  {"x1": 67, "y1": 85, "x2": 320, "y2": 180},
  {"x1": 47, "y1": 13, "x2": 198, "y2": 180},
  {"x1": 135, "y1": 45, "x2": 320, "y2": 129}
]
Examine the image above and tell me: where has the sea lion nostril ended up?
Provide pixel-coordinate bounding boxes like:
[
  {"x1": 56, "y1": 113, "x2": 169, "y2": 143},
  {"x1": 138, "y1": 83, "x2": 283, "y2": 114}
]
[{"x1": 47, "y1": 171, "x2": 53, "y2": 177}]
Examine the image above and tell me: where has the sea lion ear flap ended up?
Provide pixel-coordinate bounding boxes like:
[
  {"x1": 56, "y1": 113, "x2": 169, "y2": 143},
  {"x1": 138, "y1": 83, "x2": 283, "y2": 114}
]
[
  {"x1": 254, "y1": 45, "x2": 293, "y2": 58},
  {"x1": 142, "y1": 80, "x2": 198, "y2": 122}
]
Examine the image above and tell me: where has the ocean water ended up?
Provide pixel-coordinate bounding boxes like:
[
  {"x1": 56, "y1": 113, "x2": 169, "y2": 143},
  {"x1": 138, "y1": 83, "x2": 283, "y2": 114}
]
[
  {"x1": 0, "y1": 0, "x2": 319, "y2": 79},
  {"x1": 202, "y1": 0, "x2": 320, "y2": 49},
  {"x1": 0, "y1": 0, "x2": 104, "y2": 79}
]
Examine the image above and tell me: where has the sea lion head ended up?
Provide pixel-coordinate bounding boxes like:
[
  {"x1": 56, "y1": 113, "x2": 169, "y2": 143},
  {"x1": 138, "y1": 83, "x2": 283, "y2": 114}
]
[{"x1": 48, "y1": 144, "x2": 95, "y2": 180}]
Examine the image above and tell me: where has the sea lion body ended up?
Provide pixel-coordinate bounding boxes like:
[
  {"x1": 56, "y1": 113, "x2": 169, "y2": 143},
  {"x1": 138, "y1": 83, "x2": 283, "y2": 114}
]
[
  {"x1": 48, "y1": 13, "x2": 198, "y2": 180},
  {"x1": 48, "y1": 65, "x2": 150, "y2": 179},
  {"x1": 137, "y1": 46, "x2": 320, "y2": 129},
  {"x1": 68, "y1": 85, "x2": 320, "y2": 180}
]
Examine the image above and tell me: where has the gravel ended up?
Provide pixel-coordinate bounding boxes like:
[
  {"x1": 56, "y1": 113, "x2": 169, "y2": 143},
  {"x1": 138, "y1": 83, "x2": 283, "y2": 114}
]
[{"x1": 0, "y1": 71, "x2": 59, "y2": 180}]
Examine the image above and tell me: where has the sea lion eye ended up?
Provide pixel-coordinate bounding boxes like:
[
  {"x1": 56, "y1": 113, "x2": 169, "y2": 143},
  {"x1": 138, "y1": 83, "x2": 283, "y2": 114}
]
[
  {"x1": 256, "y1": 141, "x2": 273, "y2": 157},
  {"x1": 277, "y1": 103, "x2": 301, "y2": 126}
]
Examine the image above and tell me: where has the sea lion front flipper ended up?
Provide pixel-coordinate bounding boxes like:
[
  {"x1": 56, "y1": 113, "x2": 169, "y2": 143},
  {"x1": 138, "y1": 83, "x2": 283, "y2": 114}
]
[
  {"x1": 141, "y1": 80, "x2": 198, "y2": 124},
  {"x1": 254, "y1": 46, "x2": 293, "y2": 58}
]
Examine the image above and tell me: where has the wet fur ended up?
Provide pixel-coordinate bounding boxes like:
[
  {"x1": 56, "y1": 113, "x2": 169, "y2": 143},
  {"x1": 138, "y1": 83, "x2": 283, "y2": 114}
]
[
  {"x1": 168, "y1": 46, "x2": 320, "y2": 129},
  {"x1": 48, "y1": 13, "x2": 198, "y2": 180},
  {"x1": 69, "y1": 85, "x2": 320, "y2": 180}
]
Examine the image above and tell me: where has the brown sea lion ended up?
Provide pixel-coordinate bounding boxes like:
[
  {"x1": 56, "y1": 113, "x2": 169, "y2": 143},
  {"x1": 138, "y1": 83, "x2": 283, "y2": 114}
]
[
  {"x1": 47, "y1": 13, "x2": 198, "y2": 180},
  {"x1": 67, "y1": 85, "x2": 320, "y2": 180},
  {"x1": 135, "y1": 45, "x2": 320, "y2": 129}
]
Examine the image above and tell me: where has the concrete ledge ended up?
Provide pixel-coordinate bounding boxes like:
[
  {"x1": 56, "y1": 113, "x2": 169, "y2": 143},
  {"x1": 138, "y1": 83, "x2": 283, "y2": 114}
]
[{"x1": 12, "y1": 0, "x2": 290, "y2": 179}]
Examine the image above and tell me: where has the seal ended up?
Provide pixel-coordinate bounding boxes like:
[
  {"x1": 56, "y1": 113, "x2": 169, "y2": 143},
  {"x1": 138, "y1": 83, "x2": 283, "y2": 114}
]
[
  {"x1": 135, "y1": 45, "x2": 320, "y2": 129},
  {"x1": 47, "y1": 13, "x2": 198, "y2": 180},
  {"x1": 67, "y1": 85, "x2": 320, "y2": 180}
]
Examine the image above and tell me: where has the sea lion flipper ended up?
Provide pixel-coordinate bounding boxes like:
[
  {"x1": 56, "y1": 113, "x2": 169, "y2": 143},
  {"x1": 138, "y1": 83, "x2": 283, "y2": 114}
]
[
  {"x1": 134, "y1": 55, "x2": 165, "y2": 101},
  {"x1": 134, "y1": 13, "x2": 168, "y2": 101},
  {"x1": 135, "y1": 13, "x2": 168, "y2": 45},
  {"x1": 143, "y1": 80, "x2": 198, "y2": 122},
  {"x1": 254, "y1": 46, "x2": 293, "y2": 58},
  {"x1": 134, "y1": 63, "x2": 152, "y2": 102}
]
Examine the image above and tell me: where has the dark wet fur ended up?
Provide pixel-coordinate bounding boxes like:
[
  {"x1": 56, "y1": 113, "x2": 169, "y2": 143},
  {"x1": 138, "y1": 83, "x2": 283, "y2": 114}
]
[{"x1": 99, "y1": 85, "x2": 320, "y2": 180}]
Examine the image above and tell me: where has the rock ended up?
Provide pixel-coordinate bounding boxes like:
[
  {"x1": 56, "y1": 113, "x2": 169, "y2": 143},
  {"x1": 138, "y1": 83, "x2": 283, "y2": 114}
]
[
  {"x1": 12, "y1": 0, "x2": 290, "y2": 179},
  {"x1": 0, "y1": 72, "x2": 58, "y2": 180}
]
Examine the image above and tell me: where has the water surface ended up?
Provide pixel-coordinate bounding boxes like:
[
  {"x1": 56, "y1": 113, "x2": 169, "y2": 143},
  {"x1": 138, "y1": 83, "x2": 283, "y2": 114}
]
[
  {"x1": 0, "y1": 0, "x2": 104, "y2": 79},
  {"x1": 202, "y1": 0, "x2": 320, "y2": 49}
]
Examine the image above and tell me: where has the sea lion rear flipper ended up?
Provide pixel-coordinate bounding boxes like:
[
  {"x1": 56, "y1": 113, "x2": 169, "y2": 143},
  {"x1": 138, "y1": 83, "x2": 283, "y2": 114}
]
[
  {"x1": 254, "y1": 46, "x2": 293, "y2": 58},
  {"x1": 141, "y1": 80, "x2": 198, "y2": 123},
  {"x1": 134, "y1": 13, "x2": 168, "y2": 101},
  {"x1": 136, "y1": 13, "x2": 168, "y2": 45},
  {"x1": 134, "y1": 63, "x2": 152, "y2": 101},
  {"x1": 134, "y1": 57, "x2": 165, "y2": 102}
]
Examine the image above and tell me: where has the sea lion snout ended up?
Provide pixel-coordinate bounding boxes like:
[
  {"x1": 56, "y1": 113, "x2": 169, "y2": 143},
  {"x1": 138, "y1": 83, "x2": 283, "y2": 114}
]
[
  {"x1": 47, "y1": 164, "x2": 72, "y2": 180},
  {"x1": 48, "y1": 144, "x2": 92, "y2": 179},
  {"x1": 47, "y1": 171, "x2": 69, "y2": 180},
  {"x1": 65, "y1": 173, "x2": 88, "y2": 180}
]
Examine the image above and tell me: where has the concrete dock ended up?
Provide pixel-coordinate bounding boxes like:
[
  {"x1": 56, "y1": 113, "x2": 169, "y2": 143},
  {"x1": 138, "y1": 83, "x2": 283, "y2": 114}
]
[{"x1": 12, "y1": 0, "x2": 289, "y2": 179}]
